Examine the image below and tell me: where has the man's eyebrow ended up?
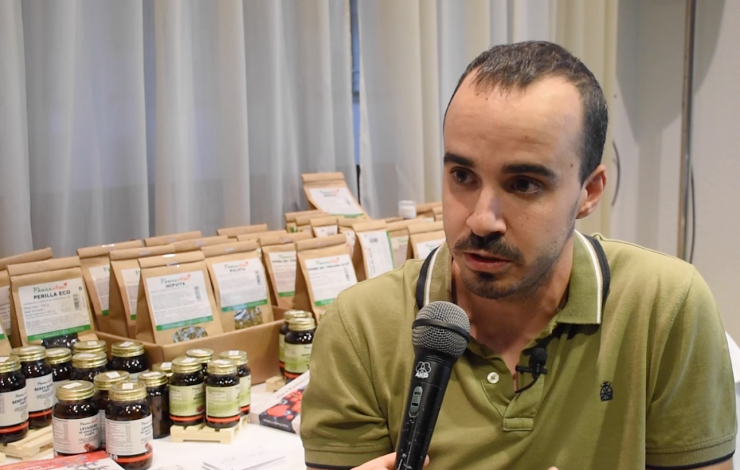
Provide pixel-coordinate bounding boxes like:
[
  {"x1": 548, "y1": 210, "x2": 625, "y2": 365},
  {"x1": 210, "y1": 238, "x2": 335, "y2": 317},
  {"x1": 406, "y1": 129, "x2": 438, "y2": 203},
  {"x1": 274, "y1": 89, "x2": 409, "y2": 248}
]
[
  {"x1": 443, "y1": 153, "x2": 475, "y2": 168},
  {"x1": 502, "y1": 163, "x2": 557, "y2": 180}
]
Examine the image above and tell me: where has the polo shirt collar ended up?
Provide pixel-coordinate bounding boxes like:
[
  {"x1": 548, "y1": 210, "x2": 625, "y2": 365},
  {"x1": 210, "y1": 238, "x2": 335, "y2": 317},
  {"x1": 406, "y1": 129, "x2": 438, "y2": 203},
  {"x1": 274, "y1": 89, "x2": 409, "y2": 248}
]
[{"x1": 423, "y1": 230, "x2": 604, "y2": 326}]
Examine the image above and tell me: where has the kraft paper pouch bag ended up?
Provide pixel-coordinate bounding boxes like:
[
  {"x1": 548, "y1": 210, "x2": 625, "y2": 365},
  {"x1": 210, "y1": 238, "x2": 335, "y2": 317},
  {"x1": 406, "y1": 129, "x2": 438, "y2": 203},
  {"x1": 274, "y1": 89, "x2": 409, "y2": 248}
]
[
  {"x1": 260, "y1": 232, "x2": 313, "y2": 309},
  {"x1": 9, "y1": 257, "x2": 97, "y2": 347},
  {"x1": 351, "y1": 221, "x2": 396, "y2": 282},
  {"x1": 295, "y1": 213, "x2": 332, "y2": 234},
  {"x1": 302, "y1": 172, "x2": 367, "y2": 218},
  {"x1": 433, "y1": 206, "x2": 443, "y2": 221},
  {"x1": 408, "y1": 221, "x2": 446, "y2": 259},
  {"x1": 105, "y1": 245, "x2": 175, "y2": 338},
  {"x1": 285, "y1": 210, "x2": 326, "y2": 233},
  {"x1": 387, "y1": 219, "x2": 426, "y2": 268},
  {"x1": 237, "y1": 230, "x2": 288, "y2": 242},
  {"x1": 310, "y1": 216, "x2": 339, "y2": 238},
  {"x1": 0, "y1": 248, "x2": 53, "y2": 346},
  {"x1": 144, "y1": 231, "x2": 202, "y2": 247},
  {"x1": 0, "y1": 321, "x2": 10, "y2": 355},
  {"x1": 383, "y1": 216, "x2": 403, "y2": 223},
  {"x1": 202, "y1": 241, "x2": 274, "y2": 331},
  {"x1": 217, "y1": 223, "x2": 269, "y2": 238},
  {"x1": 294, "y1": 234, "x2": 357, "y2": 321},
  {"x1": 135, "y1": 251, "x2": 222, "y2": 344},
  {"x1": 78, "y1": 240, "x2": 144, "y2": 329},
  {"x1": 172, "y1": 236, "x2": 230, "y2": 253},
  {"x1": 416, "y1": 202, "x2": 442, "y2": 222}
]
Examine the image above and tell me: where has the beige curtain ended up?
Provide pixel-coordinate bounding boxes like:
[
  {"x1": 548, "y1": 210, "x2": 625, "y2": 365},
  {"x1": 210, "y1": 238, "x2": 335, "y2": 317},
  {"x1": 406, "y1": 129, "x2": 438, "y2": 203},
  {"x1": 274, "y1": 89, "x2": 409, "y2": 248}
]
[{"x1": 358, "y1": 0, "x2": 618, "y2": 236}]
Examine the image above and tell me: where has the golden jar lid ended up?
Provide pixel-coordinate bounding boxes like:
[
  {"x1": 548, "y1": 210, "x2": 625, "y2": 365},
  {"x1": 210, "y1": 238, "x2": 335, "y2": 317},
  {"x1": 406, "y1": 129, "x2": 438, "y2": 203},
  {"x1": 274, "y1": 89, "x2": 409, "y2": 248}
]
[
  {"x1": 72, "y1": 351, "x2": 108, "y2": 369},
  {"x1": 0, "y1": 356, "x2": 21, "y2": 374},
  {"x1": 152, "y1": 362, "x2": 172, "y2": 376},
  {"x1": 57, "y1": 381, "x2": 95, "y2": 401},
  {"x1": 171, "y1": 356, "x2": 202, "y2": 374},
  {"x1": 111, "y1": 341, "x2": 145, "y2": 358},
  {"x1": 110, "y1": 382, "x2": 147, "y2": 402},
  {"x1": 93, "y1": 371, "x2": 131, "y2": 391},
  {"x1": 207, "y1": 359, "x2": 237, "y2": 376},
  {"x1": 137, "y1": 371, "x2": 167, "y2": 387},
  {"x1": 284, "y1": 310, "x2": 311, "y2": 322},
  {"x1": 218, "y1": 350, "x2": 248, "y2": 366},
  {"x1": 73, "y1": 340, "x2": 107, "y2": 354},
  {"x1": 45, "y1": 347, "x2": 72, "y2": 365},
  {"x1": 11, "y1": 346, "x2": 46, "y2": 362},
  {"x1": 288, "y1": 317, "x2": 316, "y2": 332},
  {"x1": 186, "y1": 348, "x2": 214, "y2": 364}
]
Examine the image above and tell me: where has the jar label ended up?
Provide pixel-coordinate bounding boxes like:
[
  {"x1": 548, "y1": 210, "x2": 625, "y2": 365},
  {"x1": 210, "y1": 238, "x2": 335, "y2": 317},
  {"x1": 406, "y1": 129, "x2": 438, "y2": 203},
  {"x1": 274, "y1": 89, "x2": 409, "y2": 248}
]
[
  {"x1": 0, "y1": 387, "x2": 28, "y2": 427},
  {"x1": 169, "y1": 383, "x2": 204, "y2": 418},
  {"x1": 98, "y1": 410, "x2": 106, "y2": 445},
  {"x1": 278, "y1": 333, "x2": 285, "y2": 363},
  {"x1": 27, "y1": 374, "x2": 54, "y2": 412},
  {"x1": 106, "y1": 415, "x2": 153, "y2": 458},
  {"x1": 212, "y1": 259, "x2": 268, "y2": 311},
  {"x1": 206, "y1": 385, "x2": 239, "y2": 418},
  {"x1": 268, "y1": 251, "x2": 297, "y2": 297},
  {"x1": 285, "y1": 343, "x2": 313, "y2": 375},
  {"x1": 239, "y1": 375, "x2": 251, "y2": 409},
  {"x1": 145, "y1": 271, "x2": 213, "y2": 331},
  {"x1": 121, "y1": 268, "x2": 141, "y2": 320},
  {"x1": 52, "y1": 415, "x2": 100, "y2": 454},
  {"x1": 18, "y1": 278, "x2": 92, "y2": 341},
  {"x1": 89, "y1": 265, "x2": 111, "y2": 315}
]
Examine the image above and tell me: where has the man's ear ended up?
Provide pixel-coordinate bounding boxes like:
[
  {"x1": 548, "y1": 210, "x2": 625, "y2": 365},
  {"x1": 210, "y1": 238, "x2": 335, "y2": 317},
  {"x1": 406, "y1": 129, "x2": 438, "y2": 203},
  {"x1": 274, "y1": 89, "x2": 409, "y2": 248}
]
[{"x1": 576, "y1": 164, "x2": 607, "y2": 219}]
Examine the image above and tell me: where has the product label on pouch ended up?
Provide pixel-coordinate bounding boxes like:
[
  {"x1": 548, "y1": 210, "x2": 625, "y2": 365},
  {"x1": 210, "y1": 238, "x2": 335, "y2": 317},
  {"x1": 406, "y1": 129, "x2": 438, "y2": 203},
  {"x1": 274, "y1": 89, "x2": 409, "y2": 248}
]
[
  {"x1": 121, "y1": 268, "x2": 141, "y2": 320},
  {"x1": 416, "y1": 238, "x2": 445, "y2": 260},
  {"x1": 308, "y1": 188, "x2": 364, "y2": 217},
  {"x1": 268, "y1": 251, "x2": 298, "y2": 297},
  {"x1": 213, "y1": 259, "x2": 268, "y2": 312},
  {"x1": 89, "y1": 265, "x2": 111, "y2": 315},
  {"x1": 358, "y1": 231, "x2": 395, "y2": 278},
  {"x1": 304, "y1": 255, "x2": 357, "y2": 306},
  {"x1": 18, "y1": 278, "x2": 91, "y2": 341},
  {"x1": 146, "y1": 271, "x2": 213, "y2": 331}
]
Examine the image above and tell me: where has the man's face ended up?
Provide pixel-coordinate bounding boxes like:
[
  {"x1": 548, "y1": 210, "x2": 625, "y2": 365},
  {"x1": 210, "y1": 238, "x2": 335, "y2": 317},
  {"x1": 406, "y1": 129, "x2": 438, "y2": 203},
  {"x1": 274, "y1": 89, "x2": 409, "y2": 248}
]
[{"x1": 443, "y1": 75, "x2": 592, "y2": 300}]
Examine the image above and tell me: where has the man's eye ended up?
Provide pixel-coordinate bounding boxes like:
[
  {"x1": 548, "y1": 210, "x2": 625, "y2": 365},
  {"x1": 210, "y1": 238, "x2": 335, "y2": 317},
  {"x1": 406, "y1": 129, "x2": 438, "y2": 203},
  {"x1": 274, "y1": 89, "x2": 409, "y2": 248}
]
[
  {"x1": 452, "y1": 169, "x2": 472, "y2": 184},
  {"x1": 511, "y1": 178, "x2": 541, "y2": 194}
]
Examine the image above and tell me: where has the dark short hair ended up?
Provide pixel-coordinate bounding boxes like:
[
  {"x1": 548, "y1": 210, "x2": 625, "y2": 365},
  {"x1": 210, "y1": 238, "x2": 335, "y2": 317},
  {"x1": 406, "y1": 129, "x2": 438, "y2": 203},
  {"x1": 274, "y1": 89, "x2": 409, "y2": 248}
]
[{"x1": 445, "y1": 41, "x2": 608, "y2": 183}]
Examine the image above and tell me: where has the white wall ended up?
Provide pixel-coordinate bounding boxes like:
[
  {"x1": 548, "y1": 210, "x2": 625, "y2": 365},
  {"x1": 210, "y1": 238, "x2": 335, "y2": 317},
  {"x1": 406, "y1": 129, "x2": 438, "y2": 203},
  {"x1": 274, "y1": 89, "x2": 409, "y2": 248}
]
[{"x1": 612, "y1": 0, "x2": 740, "y2": 338}]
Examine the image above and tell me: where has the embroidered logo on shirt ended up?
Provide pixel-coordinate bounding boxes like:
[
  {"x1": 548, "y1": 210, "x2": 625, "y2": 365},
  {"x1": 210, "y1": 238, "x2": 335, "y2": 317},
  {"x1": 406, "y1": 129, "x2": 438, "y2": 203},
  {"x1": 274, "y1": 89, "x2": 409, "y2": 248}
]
[
  {"x1": 600, "y1": 382, "x2": 613, "y2": 402},
  {"x1": 415, "y1": 362, "x2": 431, "y2": 379}
]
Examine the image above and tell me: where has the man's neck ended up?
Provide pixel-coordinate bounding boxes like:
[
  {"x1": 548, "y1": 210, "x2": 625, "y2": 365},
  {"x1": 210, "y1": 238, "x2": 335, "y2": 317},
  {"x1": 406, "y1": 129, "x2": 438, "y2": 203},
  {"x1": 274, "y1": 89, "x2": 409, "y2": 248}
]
[{"x1": 453, "y1": 238, "x2": 574, "y2": 356}]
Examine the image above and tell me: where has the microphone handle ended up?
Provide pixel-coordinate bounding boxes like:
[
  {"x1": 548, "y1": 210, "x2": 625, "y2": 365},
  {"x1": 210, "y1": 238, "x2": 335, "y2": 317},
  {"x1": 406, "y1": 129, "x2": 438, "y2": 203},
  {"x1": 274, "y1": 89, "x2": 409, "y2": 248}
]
[{"x1": 395, "y1": 351, "x2": 454, "y2": 470}]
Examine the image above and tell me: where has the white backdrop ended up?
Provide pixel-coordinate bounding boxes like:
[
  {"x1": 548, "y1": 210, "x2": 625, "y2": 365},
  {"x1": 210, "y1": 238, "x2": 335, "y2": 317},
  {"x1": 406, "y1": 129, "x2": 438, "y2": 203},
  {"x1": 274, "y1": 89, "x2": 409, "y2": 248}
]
[
  {"x1": 356, "y1": 0, "x2": 617, "y2": 236},
  {"x1": 0, "y1": 0, "x2": 355, "y2": 257}
]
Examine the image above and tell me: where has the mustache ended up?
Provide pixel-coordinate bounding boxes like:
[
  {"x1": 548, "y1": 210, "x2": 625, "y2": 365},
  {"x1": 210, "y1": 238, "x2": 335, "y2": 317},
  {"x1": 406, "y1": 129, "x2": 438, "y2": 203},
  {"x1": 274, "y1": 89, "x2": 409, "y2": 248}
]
[{"x1": 454, "y1": 233, "x2": 523, "y2": 263}]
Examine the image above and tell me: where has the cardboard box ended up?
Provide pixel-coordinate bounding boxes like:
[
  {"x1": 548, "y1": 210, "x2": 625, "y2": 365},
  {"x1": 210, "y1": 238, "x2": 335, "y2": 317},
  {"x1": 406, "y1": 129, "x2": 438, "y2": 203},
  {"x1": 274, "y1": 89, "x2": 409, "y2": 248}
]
[{"x1": 96, "y1": 307, "x2": 286, "y2": 385}]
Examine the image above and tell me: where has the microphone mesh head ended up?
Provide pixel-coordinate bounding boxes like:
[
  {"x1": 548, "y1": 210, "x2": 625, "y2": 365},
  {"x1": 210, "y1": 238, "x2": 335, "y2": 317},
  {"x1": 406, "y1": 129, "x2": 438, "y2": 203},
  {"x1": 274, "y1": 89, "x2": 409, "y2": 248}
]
[{"x1": 412, "y1": 301, "x2": 470, "y2": 358}]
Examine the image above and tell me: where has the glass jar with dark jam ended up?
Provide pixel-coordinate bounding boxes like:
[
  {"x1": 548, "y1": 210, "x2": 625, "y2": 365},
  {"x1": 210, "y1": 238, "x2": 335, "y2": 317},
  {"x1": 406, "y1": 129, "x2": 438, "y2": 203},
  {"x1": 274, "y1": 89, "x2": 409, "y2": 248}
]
[
  {"x1": 218, "y1": 350, "x2": 251, "y2": 416},
  {"x1": 110, "y1": 341, "x2": 148, "y2": 381},
  {"x1": 185, "y1": 349, "x2": 213, "y2": 374},
  {"x1": 0, "y1": 355, "x2": 29, "y2": 443},
  {"x1": 279, "y1": 310, "x2": 310, "y2": 377},
  {"x1": 138, "y1": 371, "x2": 170, "y2": 439},
  {"x1": 45, "y1": 348, "x2": 72, "y2": 395},
  {"x1": 205, "y1": 360, "x2": 240, "y2": 429},
  {"x1": 169, "y1": 356, "x2": 204, "y2": 427},
  {"x1": 72, "y1": 340, "x2": 107, "y2": 356},
  {"x1": 106, "y1": 382, "x2": 154, "y2": 470},
  {"x1": 71, "y1": 352, "x2": 108, "y2": 383},
  {"x1": 93, "y1": 371, "x2": 130, "y2": 450},
  {"x1": 52, "y1": 381, "x2": 100, "y2": 456},
  {"x1": 151, "y1": 362, "x2": 172, "y2": 379},
  {"x1": 284, "y1": 317, "x2": 316, "y2": 382},
  {"x1": 12, "y1": 346, "x2": 53, "y2": 428}
]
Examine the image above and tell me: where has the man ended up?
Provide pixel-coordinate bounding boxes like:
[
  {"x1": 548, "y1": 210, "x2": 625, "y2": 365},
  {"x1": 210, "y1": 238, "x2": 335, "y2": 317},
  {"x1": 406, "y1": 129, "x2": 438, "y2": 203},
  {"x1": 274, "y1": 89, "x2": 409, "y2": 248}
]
[{"x1": 300, "y1": 41, "x2": 736, "y2": 470}]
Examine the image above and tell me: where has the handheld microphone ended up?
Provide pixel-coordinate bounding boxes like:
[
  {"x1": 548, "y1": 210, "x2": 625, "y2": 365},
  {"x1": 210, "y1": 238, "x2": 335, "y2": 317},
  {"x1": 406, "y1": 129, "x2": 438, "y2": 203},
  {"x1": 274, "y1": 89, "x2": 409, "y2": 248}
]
[{"x1": 395, "y1": 301, "x2": 470, "y2": 470}]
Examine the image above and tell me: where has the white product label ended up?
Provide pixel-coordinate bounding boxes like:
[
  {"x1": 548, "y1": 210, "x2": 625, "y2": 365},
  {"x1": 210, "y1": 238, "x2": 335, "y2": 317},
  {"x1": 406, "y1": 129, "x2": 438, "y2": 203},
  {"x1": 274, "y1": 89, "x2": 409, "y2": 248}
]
[
  {"x1": 212, "y1": 259, "x2": 268, "y2": 312},
  {"x1": 416, "y1": 238, "x2": 445, "y2": 260},
  {"x1": 304, "y1": 254, "x2": 357, "y2": 306},
  {"x1": 358, "y1": 231, "x2": 395, "y2": 278},
  {"x1": 105, "y1": 415, "x2": 153, "y2": 457},
  {"x1": 89, "y1": 265, "x2": 111, "y2": 315},
  {"x1": 98, "y1": 410, "x2": 106, "y2": 445},
  {"x1": 313, "y1": 225, "x2": 338, "y2": 238},
  {"x1": 27, "y1": 374, "x2": 54, "y2": 412},
  {"x1": 206, "y1": 385, "x2": 240, "y2": 418},
  {"x1": 52, "y1": 415, "x2": 100, "y2": 454},
  {"x1": 146, "y1": 271, "x2": 213, "y2": 331},
  {"x1": 344, "y1": 230, "x2": 356, "y2": 257},
  {"x1": 0, "y1": 285, "x2": 11, "y2": 337},
  {"x1": 239, "y1": 375, "x2": 251, "y2": 409},
  {"x1": 308, "y1": 187, "x2": 364, "y2": 216},
  {"x1": 18, "y1": 278, "x2": 91, "y2": 341},
  {"x1": 390, "y1": 235, "x2": 410, "y2": 268},
  {"x1": 285, "y1": 343, "x2": 313, "y2": 375},
  {"x1": 268, "y1": 251, "x2": 297, "y2": 297},
  {"x1": 121, "y1": 268, "x2": 141, "y2": 320},
  {"x1": 0, "y1": 387, "x2": 28, "y2": 426}
]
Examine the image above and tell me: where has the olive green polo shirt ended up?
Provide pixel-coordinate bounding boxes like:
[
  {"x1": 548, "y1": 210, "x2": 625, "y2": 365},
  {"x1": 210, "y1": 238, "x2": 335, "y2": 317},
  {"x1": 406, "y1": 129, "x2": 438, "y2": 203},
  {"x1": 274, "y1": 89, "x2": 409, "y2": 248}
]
[{"x1": 301, "y1": 232, "x2": 736, "y2": 470}]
